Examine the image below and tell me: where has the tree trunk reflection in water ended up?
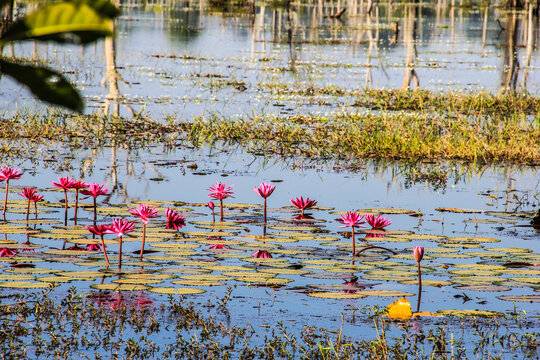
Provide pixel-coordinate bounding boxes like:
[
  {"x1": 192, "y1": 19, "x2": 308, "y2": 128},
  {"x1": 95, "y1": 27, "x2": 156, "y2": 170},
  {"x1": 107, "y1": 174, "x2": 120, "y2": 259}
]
[
  {"x1": 499, "y1": 11, "x2": 519, "y2": 93},
  {"x1": 519, "y1": 4, "x2": 536, "y2": 91},
  {"x1": 402, "y1": 4, "x2": 419, "y2": 90}
]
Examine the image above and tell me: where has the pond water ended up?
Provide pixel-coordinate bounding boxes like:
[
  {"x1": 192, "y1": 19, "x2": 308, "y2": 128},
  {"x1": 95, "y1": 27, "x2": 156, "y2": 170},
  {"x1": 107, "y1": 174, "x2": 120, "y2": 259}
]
[
  {"x1": 0, "y1": 0, "x2": 539, "y2": 119},
  {"x1": 0, "y1": 144, "x2": 538, "y2": 356},
  {"x1": 0, "y1": 0, "x2": 539, "y2": 357}
]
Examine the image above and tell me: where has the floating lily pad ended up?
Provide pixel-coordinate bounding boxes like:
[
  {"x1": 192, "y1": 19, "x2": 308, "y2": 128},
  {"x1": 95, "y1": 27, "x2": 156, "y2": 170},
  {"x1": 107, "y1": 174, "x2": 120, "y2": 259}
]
[
  {"x1": 436, "y1": 208, "x2": 484, "y2": 213},
  {"x1": 172, "y1": 280, "x2": 225, "y2": 286},
  {"x1": 454, "y1": 285, "x2": 511, "y2": 292},
  {"x1": 307, "y1": 291, "x2": 366, "y2": 299},
  {"x1": 398, "y1": 279, "x2": 452, "y2": 286},
  {"x1": 508, "y1": 277, "x2": 540, "y2": 284},
  {"x1": 357, "y1": 290, "x2": 414, "y2": 297},
  {"x1": 36, "y1": 276, "x2": 80, "y2": 283},
  {"x1": 112, "y1": 279, "x2": 164, "y2": 285},
  {"x1": 497, "y1": 295, "x2": 540, "y2": 302},
  {"x1": 0, "y1": 281, "x2": 53, "y2": 289},
  {"x1": 149, "y1": 287, "x2": 206, "y2": 295},
  {"x1": 486, "y1": 247, "x2": 532, "y2": 254},
  {"x1": 452, "y1": 264, "x2": 506, "y2": 270},
  {"x1": 437, "y1": 309, "x2": 503, "y2": 317},
  {"x1": 446, "y1": 237, "x2": 501, "y2": 244},
  {"x1": 0, "y1": 274, "x2": 36, "y2": 281},
  {"x1": 90, "y1": 284, "x2": 150, "y2": 291}
]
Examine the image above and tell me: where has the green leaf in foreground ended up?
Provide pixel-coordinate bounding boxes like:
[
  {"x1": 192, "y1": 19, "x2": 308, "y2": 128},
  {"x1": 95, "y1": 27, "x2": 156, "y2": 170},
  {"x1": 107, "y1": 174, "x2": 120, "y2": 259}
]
[
  {"x1": 0, "y1": 59, "x2": 83, "y2": 112},
  {"x1": 0, "y1": 1, "x2": 117, "y2": 44}
]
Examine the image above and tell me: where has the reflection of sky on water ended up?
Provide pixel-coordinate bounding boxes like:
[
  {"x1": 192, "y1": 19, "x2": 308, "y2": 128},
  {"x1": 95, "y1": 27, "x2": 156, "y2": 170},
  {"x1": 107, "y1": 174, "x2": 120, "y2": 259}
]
[{"x1": 0, "y1": 2, "x2": 538, "y2": 117}]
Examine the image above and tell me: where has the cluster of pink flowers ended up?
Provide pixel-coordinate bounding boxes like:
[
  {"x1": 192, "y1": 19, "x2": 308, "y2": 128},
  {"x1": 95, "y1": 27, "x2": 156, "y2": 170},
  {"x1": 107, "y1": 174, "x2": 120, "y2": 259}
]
[{"x1": 0, "y1": 168, "x2": 409, "y2": 264}]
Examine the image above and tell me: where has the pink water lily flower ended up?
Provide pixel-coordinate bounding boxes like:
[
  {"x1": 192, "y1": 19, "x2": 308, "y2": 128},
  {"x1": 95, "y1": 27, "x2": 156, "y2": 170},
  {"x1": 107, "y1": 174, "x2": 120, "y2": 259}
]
[
  {"x1": 86, "y1": 244, "x2": 102, "y2": 251},
  {"x1": 109, "y1": 218, "x2": 137, "y2": 269},
  {"x1": 414, "y1": 246, "x2": 424, "y2": 263},
  {"x1": 130, "y1": 204, "x2": 159, "y2": 224},
  {"x1": 1, "y1": 166, "x2": 23, "y2": 218},
  {"x1": 337, "y1": 211, "x2": 366, "y2": 255},
  {"x1": 254, "y1": 182, "x2": 276, "y2": 223},
  {"x1": 51, "y1": 176, "x2": 75, "y2": 223},
  {"x1": 81, "y1": 182, "x2": 109, "y2": 225},
  {"x1": 18, "y1": 187, "x2": 42, "y2": 221},
  {"x1": 69, "y1": 180, "x2": 88, "y2": 225},
  {"x1": 253, "y1": 182, "x2": 275, "y2": 199},
  {"x1": 130, "y1": 204, "x2": 159, "y2": 258},
  {"x1": 252, "y1": 250, "x2": 272, "y2": 258},
  {"x1": 209, "y1": 244, "x2": 230, "y2": 250},
  {"x1": 365, "y1": 214, "x2": 392, "y2": 229},
  {"x1": 413, "y1": 246, "x2": 424, "y2": 312},
  {"x1": 290, "y1": 196, "x2": 317, "y2": 217},
  {"x1": 208, "y1": 181, "x2": 234, "y2": 221},
  {"x1": 86, "y1": 224, "x2": 112, "y2": 266},
  {"x1": 165, "y1": 208, "x2": 186, "y2": 230},
  {"x1": 0, "y1": 248, "x2": 18, "y2": 257},
  {"x1": 207, "y1": 201, "x2": 215, "y2": 222}
]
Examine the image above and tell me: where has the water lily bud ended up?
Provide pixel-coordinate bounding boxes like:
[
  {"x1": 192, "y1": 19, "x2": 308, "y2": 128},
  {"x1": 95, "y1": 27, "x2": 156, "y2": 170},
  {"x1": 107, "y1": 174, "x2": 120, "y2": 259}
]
[
  {"x1": 207, "y1": 201, "x2": 215, "y2": 210},
  {"x1": 413, "y1": 246, "x2": 424, "y2": 263}
]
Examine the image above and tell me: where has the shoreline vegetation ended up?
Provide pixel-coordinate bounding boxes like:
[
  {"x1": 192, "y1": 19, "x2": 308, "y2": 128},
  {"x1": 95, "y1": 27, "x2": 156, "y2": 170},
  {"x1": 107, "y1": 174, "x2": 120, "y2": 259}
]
[{"x1": 1, "y1": 90, "x2": 538, "y2": 165}]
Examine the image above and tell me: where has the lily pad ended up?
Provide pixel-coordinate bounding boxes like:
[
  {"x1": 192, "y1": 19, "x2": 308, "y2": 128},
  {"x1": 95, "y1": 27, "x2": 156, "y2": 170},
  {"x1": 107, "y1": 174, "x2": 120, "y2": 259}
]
[
  {"x1": 307, "y1": 292, "x2": 366, "y2": 299},
  {"x1": 149, "y1": 287, "x2": 206, "y2": 295}
]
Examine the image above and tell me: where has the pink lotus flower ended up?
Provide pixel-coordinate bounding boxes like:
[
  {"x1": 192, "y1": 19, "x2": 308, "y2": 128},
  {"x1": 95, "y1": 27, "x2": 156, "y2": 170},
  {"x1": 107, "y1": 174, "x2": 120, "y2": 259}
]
[
  {"x1": 130, "y1": 204, "x2": 159, "y2": 225},
  {"x1": 413, "y1": 246, "x2": 424, "y2": 263},
  {"x1": 81, "y1": 182, "x2": 109, "y2": 225},
  {"x1": 209, "y1": 244, "x2": 230, "y2": 249},
  {"x1": 130, "y1": 204, "x2": 159, "y2": 258},
  {"x1": 338, "y1": 211, "x2": 366, "y2": 228},
  {"x1": 253, "y1": 182, "x2": 275, "y2": 199},
  {"x1": 252, "y1": 250, "x2": 272, "y2": 258},
  {"x1": 207, "y1": 201, "x2": 215, "y2": 222},
  {"x1": 0, "y1": 166, "x2": 22, "y2": 182},
  {"x1": 0, "y1": 248, "x2": 18, "y2": 257},
  {"x1": 254, "y1": 182, "x2": 276, "y2": 223},
  {"x1": 366, "y1": 233, "x2": 386, "y2": 238},
  {"x1": 86, "y1": 244, "x2": 102, "y2": 251},
  {"x1": 290, "y1": 196, "x2": 317, "y2": 217},
  {"x1": 364, "y1": 214, "x2": 392, "y2": 229},
  {"x1": 51, "y1": 176, "x2": 75, "y2": 223},
  {"x1": 51, "y1": 176, "x2": 75, "y2": 191},
  {"x1": 413, "y1": 246, "x2": 424, "y2": 312},
  {"x1": 18, "y1": 187, "x2": 43, "y2": 221},
  {"x1": 86, "y1": 224, "x2": 112, "y2": 266},
  {"x1": 0, "y1": 166, "x2": 23, "y2": 218},
  {"x1": 68, "y1": 180, "x2": 88, "y2": 225},
  {"x1": 109, "y1": 218, "x2": 137, "y2": 269},
  {"x1": 165, "y1": 208, "x2": 186, "y2": 230},
  {"x1": 109, "y1": 218, "x2": 136, "y2": 238},
  {"x1": 337, "y1": 211, "x2": 366, "y2": 255},
  {"x1": 208, "y1": 181, "x2": 234, "y2": 200},
  {"x1": 81, "y1": 182, "x2": 109, "y2": 198},
  {"x1": 208, "y1": 182, "x2": 234, "y2": 221}
]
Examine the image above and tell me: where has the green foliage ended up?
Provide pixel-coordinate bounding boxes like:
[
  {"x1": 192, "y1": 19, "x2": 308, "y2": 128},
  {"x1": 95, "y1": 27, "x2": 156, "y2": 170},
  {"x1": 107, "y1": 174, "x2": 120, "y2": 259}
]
[
  {"x1": 0, "y1": 0, "x2": 120, "y2": 112},
  {"x1": 0, "y1": 59, "x2": 85, "y2": 113}
]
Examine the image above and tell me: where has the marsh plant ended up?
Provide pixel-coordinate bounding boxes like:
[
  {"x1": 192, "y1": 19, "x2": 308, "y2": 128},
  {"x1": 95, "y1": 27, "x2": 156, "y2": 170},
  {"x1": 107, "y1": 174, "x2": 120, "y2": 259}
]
[{"x1": 0, "y1": 288, "x2": 537, "y2": 359}]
